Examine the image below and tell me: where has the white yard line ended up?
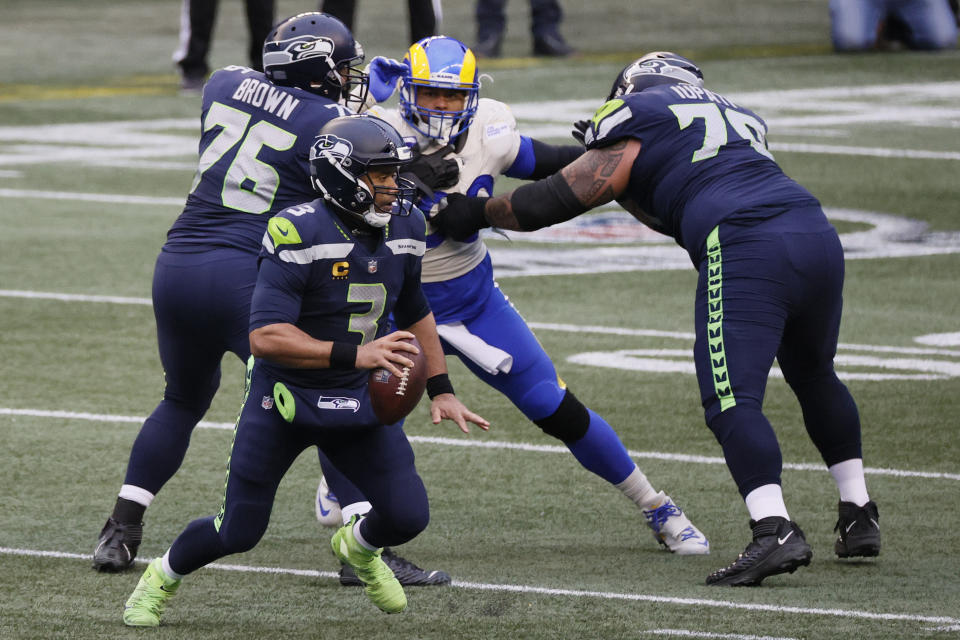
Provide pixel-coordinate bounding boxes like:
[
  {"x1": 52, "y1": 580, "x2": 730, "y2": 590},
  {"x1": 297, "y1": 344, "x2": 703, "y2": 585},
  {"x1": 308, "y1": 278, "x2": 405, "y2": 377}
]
[
  {"x1": 643, "y1": 631, "x2": 797, "y2": 640},
  {"x1": 0, "y1": 547, "x2": 957, "y2": 629},
  {"x1": 2, "y1": 407, "x2": 958, "y2": 482},
  {"x1": 0, "y1": 188, "x2": 181, "y2": 206}
]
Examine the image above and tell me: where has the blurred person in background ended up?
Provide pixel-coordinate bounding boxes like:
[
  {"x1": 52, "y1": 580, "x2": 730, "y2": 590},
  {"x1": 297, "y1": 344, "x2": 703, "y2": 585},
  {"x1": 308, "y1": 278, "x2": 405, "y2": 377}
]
[
  {"x1": 174, "y1": 0, "x2": 276, "y2": 93},
  {"x1": 319, "y1": 0, "x2": 441, "y2": 45},
  {"x1": 474, "y1": 0, "x2": 575, "y2": 57},
  {"x1": 830, "y1": 0, "x2": 958, "y2": 51}
]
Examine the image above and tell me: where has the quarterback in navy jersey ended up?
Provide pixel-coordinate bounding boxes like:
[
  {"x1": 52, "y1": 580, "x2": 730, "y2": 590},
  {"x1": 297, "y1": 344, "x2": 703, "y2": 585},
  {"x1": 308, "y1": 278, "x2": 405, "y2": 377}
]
[
  {"x1": 121, "y1": 114, "x2": 487, "y2": 626},
  {"x1": 437, "y1": 52, "x2": 881, "y2": 586},
  {"x1": 93, "y1": 13, "x2": 372, "y2": 572}
]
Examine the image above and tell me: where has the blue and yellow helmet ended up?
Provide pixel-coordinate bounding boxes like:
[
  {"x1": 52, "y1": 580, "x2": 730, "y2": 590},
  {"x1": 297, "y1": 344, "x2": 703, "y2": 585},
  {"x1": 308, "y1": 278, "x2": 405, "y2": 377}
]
[{"x1": 399, "y1": 36, "x2": 480, "y2": 143}]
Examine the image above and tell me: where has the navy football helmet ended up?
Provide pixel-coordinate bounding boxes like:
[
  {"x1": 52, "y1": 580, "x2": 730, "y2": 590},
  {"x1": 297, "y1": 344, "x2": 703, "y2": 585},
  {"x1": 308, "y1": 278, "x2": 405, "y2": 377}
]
[
  {"x1": 608, "y1": 51, "x2": 704, "y2": 99},
  {"x1": 399, "y1": 36, "x2": 480, "y2": 143},
  {"x1": 263, "y1": 12, "x2": 369, "y2": 109},
  {"x1": 310, "y1": 115, "x2": 418, "y2": 228}
]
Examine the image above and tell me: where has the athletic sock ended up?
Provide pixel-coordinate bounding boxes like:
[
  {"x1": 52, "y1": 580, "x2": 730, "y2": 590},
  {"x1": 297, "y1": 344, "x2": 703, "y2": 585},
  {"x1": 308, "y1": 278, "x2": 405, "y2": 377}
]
[
  {"x1": 615, "y1": 466, "x2": 661, "y2": 509},
  {"x1": 744, "y1": 484, "x2": 790, "y2": 521},
  {"x1": 829, "y1": 458, "x2": 870, "y2": 506}
]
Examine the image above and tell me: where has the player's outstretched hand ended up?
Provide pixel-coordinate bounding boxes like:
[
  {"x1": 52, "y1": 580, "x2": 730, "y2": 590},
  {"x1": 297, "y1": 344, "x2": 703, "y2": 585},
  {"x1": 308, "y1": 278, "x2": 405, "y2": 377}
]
[
  {"x1": 433, "y1": 193, "x2": 491, "y2": 242},
  {"x1": 407, "y1": 144, "x2": 461, "y2": 190},
  {"x1": 571, "y1": 119, "x2": 590, "y2": 145},
  {"x1": 430, "y1": 394, "x2": 490, "y2": 434},
  {"x1": 355, "y1": 330, "x2": 418, "y2": 377},
  {"x1": 368, "y1": 56, "x2": 409, "y2": 103}
]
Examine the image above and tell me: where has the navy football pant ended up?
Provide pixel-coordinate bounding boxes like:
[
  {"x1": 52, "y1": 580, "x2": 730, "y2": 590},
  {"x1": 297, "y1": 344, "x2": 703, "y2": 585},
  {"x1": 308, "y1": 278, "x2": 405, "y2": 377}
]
[
  {"x1": 123, "y1": 248, "x2": 256, "y2": 495},
  {"x1": 694, "y1": 211, "x2": 862, "y2": 498},
  {"x1": 168, "y1": 360, "x2": 428, "y2": 575}
]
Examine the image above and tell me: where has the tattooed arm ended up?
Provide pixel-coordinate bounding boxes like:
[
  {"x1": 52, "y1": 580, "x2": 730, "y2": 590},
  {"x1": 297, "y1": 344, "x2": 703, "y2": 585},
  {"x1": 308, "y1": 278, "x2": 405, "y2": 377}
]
[
  {"x1": 434, "y1": 139, "x2": 641, "y2": 241},
  {"x1": 486, "y1": 139, "x2": 641, "y2": 231}
]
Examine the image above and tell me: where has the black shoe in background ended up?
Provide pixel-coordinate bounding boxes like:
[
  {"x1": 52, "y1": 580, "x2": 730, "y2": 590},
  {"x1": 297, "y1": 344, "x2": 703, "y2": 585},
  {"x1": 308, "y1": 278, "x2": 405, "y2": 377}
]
[
  {"x1": 532, "y1": 32, "x2": 575, "y2": 57},
  {"x1": 474, "y1": 33, "x2": 503, "y2": 58}
]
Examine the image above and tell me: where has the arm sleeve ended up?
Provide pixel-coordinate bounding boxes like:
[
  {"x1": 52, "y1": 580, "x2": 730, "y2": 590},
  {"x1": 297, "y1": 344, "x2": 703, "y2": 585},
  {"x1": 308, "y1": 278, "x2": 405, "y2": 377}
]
[{"x1": 505, "y1": 136, "x2": 584, "y2": 180}]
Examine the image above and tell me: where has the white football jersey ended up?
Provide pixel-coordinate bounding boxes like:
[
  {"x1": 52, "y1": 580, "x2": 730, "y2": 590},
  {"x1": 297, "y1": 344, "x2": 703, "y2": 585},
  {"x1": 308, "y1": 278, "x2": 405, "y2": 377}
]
[{"x1": 368, "y1": 99, "x2": 522, "y2": 282}]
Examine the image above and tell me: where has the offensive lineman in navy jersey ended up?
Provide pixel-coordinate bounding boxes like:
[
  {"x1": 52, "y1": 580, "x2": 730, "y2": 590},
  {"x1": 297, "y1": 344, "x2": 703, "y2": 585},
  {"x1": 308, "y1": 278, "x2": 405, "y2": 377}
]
[
  {"x1": 122, "y1": 114, "x2": 487, "y2": 626},
  {"x1": 93, "y1": 13, "x2": 374, "y2": 571},
  {"x1": 437, "y1": 52, "x2": 881, "y2": 586}
]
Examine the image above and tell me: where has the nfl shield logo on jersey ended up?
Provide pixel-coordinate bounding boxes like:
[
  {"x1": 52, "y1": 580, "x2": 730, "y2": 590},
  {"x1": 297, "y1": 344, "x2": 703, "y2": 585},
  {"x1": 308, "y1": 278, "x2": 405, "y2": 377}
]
[
  {"x1": 367, "y1": 259, "x2": 378, "y2": 273},
  {"x1": 261, "y1": 396, "x2": 274, "y2": 410}
]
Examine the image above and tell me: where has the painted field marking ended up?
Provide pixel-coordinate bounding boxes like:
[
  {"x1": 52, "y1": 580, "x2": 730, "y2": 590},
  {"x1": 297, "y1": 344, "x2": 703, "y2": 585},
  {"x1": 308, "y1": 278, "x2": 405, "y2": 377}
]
[
  {"x1": 642, "y1": 631, "x2": 797, "y2": 640},
  {"x1": 0, "y1": 547, "x2": 957, "y2": 631},
  {"x1": 2, "y1": 407, "x2": 957, "y2": 482}
]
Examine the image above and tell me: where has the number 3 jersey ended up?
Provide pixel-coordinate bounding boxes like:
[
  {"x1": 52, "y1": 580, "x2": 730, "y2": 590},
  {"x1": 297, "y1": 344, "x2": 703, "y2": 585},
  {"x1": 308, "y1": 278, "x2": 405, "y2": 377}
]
[
  {"x1": 165, "y1": 66, "x2": 348, "y2": 254},
  {"x1": 583, "y1": 85, "x2": 821, "y2": 267},
  {"x1": 249, "y1": 201, "x2": 431, "y2": 389}
]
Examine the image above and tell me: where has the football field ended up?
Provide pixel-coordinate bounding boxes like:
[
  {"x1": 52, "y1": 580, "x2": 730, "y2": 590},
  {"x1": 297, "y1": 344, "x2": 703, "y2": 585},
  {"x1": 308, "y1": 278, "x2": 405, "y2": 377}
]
[{"x1": 2, "y1": 1, "x2": 959, "y2": 638}]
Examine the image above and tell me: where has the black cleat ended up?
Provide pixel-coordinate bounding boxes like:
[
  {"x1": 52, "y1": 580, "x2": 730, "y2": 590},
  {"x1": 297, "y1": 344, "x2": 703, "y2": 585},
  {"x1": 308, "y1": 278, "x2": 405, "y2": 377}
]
[
  {"x1": 834, "y1": 501, "x2": 881, "y2": 558},
  {"x1": 706, "y1": 516, "x2": 812, "y2": 586},
  {"x1": 339, "y1": 548, "x2": 451, "y2": 587},
  {"x1": 93, "y1": 517, "x2": 142, "y2": 572}
]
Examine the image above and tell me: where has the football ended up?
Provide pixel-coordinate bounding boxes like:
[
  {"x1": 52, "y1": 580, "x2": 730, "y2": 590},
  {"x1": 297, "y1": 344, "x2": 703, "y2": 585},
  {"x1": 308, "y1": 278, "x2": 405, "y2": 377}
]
[{"x1": 368, "y1": 335, "x2": 428, "y2": 424}]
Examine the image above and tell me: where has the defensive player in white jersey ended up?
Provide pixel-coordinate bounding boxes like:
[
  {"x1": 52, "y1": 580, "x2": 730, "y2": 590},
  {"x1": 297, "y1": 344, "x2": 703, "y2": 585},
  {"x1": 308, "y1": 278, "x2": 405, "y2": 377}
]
[{"x1": 316, "y1": 37, "x2": 710, "y2": 584}]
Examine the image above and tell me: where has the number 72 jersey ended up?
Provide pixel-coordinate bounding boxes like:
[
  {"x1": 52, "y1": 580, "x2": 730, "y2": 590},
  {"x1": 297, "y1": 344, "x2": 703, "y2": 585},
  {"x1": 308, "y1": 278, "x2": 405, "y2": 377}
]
[
  {"x1": 583, "y1": 85, "x2": 821, "y2": 265},
  {"x1": 166, "y1": 66, "x2": 351, "y2": 254}
]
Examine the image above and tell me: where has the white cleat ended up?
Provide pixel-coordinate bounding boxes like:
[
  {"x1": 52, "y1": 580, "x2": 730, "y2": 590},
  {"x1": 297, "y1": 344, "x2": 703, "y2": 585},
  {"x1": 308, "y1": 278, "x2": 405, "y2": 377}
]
[
  {"x1": 642, "y1": 492, "x2": 710, "y2": 555},
  {"x1": 315, "y1": 476, "x2": 342, "y2": 527}
]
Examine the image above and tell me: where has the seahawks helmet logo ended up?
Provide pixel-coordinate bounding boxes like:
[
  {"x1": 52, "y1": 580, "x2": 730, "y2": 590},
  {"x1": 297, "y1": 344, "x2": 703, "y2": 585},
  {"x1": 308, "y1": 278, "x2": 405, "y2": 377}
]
[
  {"x1": 312, "y1": 134, "x2": 354, "y2": 168},
  {"x1": 263, "y1": 35, "x2": 336, "y2": 67},
  {"x1": 621, "y1": 54, "x2": 703, "y2": 90}
]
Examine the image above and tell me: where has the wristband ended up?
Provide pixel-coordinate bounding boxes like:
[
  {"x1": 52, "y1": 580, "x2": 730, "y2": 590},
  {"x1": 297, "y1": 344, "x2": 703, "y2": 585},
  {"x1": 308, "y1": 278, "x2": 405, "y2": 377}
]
[
  {"x1": 426, "y1": 373, "x2": 455, "y2": 399},
  {"x1": 329, "y1": 342, "x2": 358, "y2": 369}
]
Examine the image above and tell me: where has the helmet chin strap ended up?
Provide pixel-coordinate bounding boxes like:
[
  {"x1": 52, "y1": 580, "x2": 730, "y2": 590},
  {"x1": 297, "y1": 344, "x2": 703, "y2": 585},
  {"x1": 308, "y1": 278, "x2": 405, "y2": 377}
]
[
  {"x1": 361, "y1": 207, "x2": 392, "y2": 228},
  {"x1": 356, "y1": 178, "x2": 391, "y2": 228}
]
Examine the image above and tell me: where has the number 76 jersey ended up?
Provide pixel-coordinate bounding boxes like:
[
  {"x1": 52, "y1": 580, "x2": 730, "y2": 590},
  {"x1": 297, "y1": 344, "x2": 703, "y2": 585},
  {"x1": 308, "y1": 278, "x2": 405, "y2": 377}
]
[
  {"x1": 167, "y1": 66, "x2": 350, "y2": 254},
  {"x1": 583, "y1": 85, "x2": 821, "y2": 266}
]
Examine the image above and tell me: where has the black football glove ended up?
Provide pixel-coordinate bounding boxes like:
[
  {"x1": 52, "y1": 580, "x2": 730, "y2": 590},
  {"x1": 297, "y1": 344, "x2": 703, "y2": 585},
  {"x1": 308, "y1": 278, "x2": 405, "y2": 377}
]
[
  {"x1": 406, "y1": 144, "x2": 461, "y2": 190},
  {"x1": 433, "y1": 193, "x2": 490, "y2": 242},
  {"x1": 571, "y1": 119, "x2": 590, "y2": 146}
]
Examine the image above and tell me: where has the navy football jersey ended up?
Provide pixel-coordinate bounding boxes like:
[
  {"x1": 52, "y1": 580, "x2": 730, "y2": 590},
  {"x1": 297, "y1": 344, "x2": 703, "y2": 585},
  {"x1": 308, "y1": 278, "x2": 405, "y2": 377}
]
[
  {"x1": 583, "y1": 84, "x2": 821, "y2": 265},
  {"x1": 165, "y1": 66, "x2": 352, "y2": 254},
  {"x1": 249, "y1": 200, "x2": 431, "y2": 389}
]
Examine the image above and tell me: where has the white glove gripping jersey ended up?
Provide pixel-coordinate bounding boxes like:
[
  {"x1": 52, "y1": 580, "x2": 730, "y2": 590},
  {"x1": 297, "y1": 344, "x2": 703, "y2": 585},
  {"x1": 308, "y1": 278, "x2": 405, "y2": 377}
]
[{"x1": 368, "y1": 99, "x2": 522, "y2": 283}]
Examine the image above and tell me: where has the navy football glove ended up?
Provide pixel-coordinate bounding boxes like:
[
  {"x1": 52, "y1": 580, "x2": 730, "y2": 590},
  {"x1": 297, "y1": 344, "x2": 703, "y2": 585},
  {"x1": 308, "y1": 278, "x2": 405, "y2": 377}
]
[
  {"x1": 571, "y1": 119, "x2": 590, "y2": 146},
  {"x1": 434, "y1": 193, "x2": 490, "y2": 242},
  {"x1": 368, "y1": 57, "x2": 408, "y2": 103}
]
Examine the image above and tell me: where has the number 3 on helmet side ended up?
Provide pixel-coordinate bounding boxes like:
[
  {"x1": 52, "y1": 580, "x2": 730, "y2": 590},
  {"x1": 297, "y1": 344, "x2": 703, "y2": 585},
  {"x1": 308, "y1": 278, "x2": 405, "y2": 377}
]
[{"x1": 669, "y1": 102, "x2": 774, "y2": 163}]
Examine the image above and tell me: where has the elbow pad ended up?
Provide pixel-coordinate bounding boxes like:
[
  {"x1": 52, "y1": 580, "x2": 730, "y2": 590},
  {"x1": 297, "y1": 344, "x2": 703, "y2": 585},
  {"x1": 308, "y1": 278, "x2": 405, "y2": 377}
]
[{"x1": 510, "y1": 172, "x2": 588, "y2": 231}]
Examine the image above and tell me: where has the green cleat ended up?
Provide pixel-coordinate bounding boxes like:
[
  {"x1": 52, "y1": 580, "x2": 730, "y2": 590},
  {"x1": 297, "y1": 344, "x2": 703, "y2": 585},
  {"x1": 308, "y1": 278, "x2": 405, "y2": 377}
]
[
  {"x1": 122, "y1": 558, "x2": 180, "y2": 627},
  {"x1": 331, "y1": 517, "x2": 407, "y2": 613}
]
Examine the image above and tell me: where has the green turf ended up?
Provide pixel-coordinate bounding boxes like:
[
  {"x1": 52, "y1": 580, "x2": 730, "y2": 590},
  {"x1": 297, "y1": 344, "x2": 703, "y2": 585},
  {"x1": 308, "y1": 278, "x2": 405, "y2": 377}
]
[{"x1": 2, "y1": 1, "x2": 959, "y2": 639}]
